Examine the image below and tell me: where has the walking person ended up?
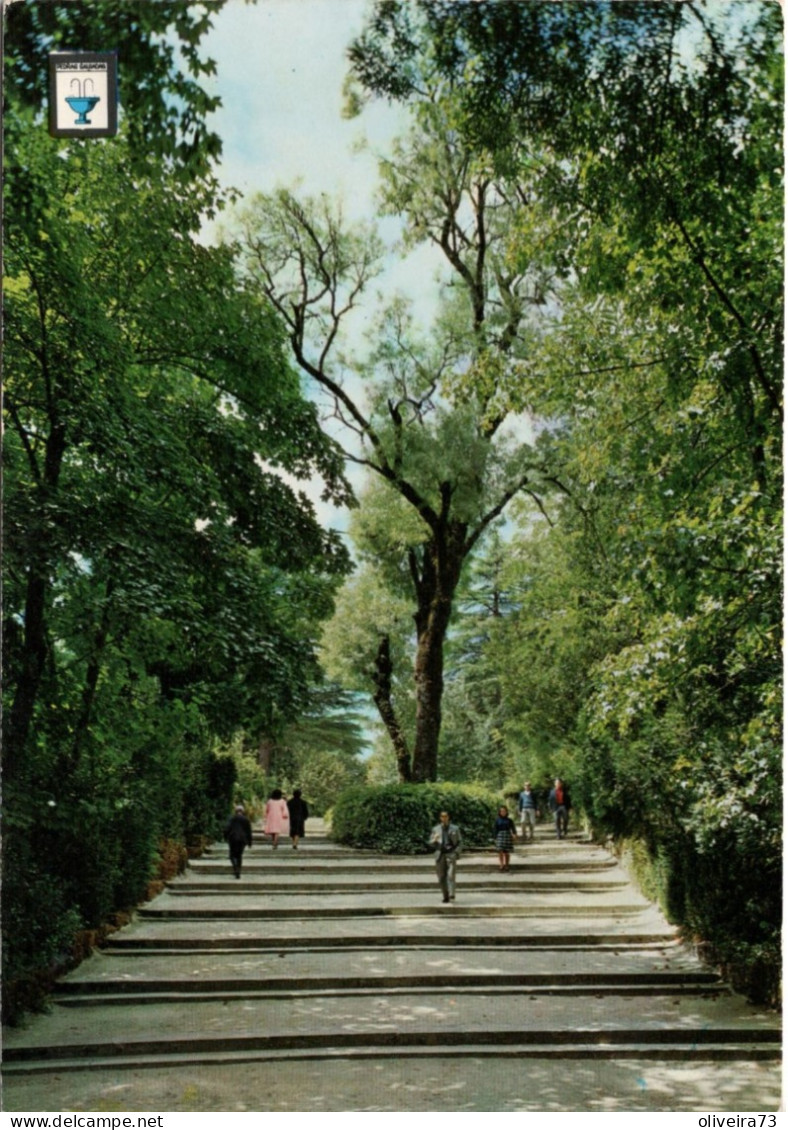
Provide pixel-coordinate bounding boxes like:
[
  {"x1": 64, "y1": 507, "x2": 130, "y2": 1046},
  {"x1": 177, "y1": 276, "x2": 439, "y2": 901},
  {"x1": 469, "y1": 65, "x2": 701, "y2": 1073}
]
[
  {"x1": 548, "y1": 778, "x2": 571, "y2": 839},
  {"x1": 493, "y1": 805, "x2": 518, "y2": 871},
  {"x1": 224, "y1": 803, "x2": 253, "y2": 879},
  {"x1": 517, "y1": 781, "x2": 540, "y2": 842},
  {"x1": 286, "y1": 788, "x2": 309, "y2": 850},
  {"x1": 429, "y1": 810, "x2": 461, "y2": 903},
  {"x1": 264, "y1": 788, "x2": 290, "y2": 849}
]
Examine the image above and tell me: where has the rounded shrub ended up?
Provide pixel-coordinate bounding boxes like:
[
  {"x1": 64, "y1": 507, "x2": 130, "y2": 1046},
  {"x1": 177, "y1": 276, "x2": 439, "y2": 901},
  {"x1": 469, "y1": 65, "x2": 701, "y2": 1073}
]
[{"x1": 331, "y1": 782, "x2": 500, "y2": 854}]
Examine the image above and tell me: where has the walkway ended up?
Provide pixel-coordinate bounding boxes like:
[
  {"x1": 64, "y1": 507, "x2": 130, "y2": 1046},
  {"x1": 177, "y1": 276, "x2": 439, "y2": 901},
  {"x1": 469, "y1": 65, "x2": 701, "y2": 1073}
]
[{"x1": 2, "y1": 820, "x2": 781, "y2": 1112}]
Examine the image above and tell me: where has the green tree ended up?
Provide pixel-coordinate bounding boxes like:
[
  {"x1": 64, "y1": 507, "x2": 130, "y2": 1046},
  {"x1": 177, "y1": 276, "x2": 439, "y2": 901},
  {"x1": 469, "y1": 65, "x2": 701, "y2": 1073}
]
[
  {"x1": 5, "y1": 0, "x2": 228, "y2": 184},
  {"x1": 348, "y1": 1, "x2": 782, "y2": 991},
  {"x1": 320, "y1": 559, "x2": 415, "y2": 782},
  {"x1": 437, "y1": 529, "x2": 511, "y2": 786},
  {"x1": 216, "y1": 685, "x2": 369, "y2": 818},
  {"x1": 233, "y1": 97, "x2": 559, "y2": 780},
  {"x1": 269, "y1": 683, "x2": 370, "y2": 814},
  {"x1": 4, "y1": 129, "x2": 350, "y2": 772},
  {"x1": 3, "y1": 116, "x2": 350, "y2": 1017}
]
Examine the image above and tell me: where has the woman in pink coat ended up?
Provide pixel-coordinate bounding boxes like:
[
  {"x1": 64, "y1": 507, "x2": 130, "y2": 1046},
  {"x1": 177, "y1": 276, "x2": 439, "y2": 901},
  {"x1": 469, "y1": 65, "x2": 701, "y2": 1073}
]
[{"x1": 264, "y1": 788, "x2": 290, "y2": 849}]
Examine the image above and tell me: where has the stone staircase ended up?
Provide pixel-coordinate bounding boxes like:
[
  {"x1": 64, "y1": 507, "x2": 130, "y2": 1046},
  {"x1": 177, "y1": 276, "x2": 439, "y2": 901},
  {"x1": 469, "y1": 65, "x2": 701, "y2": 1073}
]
[{"x1": 2, "y1": 820, "x2": 781, "y2": 1112}]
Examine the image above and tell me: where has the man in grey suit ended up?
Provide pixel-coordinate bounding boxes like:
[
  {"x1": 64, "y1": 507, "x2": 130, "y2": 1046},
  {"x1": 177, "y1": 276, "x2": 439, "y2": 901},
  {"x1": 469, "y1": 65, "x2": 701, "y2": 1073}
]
[{"x1": 429, "y1": 810, "x2": 461, "y2": 903}]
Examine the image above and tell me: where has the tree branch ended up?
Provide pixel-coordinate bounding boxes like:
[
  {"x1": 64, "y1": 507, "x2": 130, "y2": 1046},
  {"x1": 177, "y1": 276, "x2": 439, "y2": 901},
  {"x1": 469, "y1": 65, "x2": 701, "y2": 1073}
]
[
  {"x1": 668, "y1": 208, "x2": 782, "y2": 421},
  {"x1": 5, "y1": 396, "x2": 42, "y2": 483},
  {"x1": 464, "y1": 471, "x2": 534, "y2": 556}
]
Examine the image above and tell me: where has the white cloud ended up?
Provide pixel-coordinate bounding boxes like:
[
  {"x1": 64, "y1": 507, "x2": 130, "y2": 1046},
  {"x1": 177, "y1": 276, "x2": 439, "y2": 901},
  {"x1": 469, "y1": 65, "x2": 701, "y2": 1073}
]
[{"x1": 203, "y1": 0, "x2": 401, "y2": 220}]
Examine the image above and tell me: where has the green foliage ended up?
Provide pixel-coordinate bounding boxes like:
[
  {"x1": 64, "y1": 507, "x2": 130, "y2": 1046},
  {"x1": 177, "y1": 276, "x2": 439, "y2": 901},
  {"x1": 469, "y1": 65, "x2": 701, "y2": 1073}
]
[
  {"x1": 180, "y1": 748, "x2": 237, "y2": 843},
  {"x1": 2, "y1": 6, "x2": 353, "y2": 1020},
  {"x1": 3, "y1": 859, "x2": 85, "y2": 969},
  {"x1": 437, "y1": 534, "x2": 511, "y2": 787},
  {"x1": 612, "y1": 819, "x2": 781, "y2": 1007},
  {"x1": 331, "y1": 782, "x2": 499, "y2": 854},
  {"x1": 364, "y1": 740, "x2": 402, "y2": 787},
  {"x1": 5, "y1": 0, "x2": 228, "y2": 186},
  {"x1": 346, "y1": 0, "x2": 783, "y2": 989},
  {"x1": 2, "y1": 714, "x2": 236, "y2": 1024},
  {"x1": 233, "y1": 120, "x2": 554, "y2": 783},
  {"x1": 283, "y1": 750, "x2": 367, "y2": 818},
  {"x1": 437, "y1": 677, "x2": 506, "y2": 788},
  {"x1": 216, "y1": 686, "x2": 370, "y2": 818},
  {"x1": 223, "y1": 744, "x2": 269, "y2": 820},
  {"x1": 1, "y1": 834, "x2": 83, "y2": 1019},
  {"x1": 320, "y1": 567, "x2": 414, "y2": 700},
  {"x1": 280, "y1": 684, "x2": 371, "y2": 763},
  {"x1": 4, "y1": 124, "x2": 351, "y2": 759}
]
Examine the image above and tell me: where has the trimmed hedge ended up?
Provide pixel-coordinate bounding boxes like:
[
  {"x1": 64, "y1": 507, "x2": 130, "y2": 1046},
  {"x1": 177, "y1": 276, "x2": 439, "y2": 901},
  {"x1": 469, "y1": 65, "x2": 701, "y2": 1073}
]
[
  {"x1": 608, "y1": 830, "x2": 781, "y2": 1007},
  {"x1": 2, "y1": 743, "x2": 235, "y2": 1026},
  {"x1": 330, "y1": 782, "x2": 500, "y2": 854}
]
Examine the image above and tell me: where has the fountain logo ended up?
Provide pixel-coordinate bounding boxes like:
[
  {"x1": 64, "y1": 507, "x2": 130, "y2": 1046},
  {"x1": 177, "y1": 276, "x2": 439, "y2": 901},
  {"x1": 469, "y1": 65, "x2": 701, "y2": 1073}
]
[{"x1": 49, "y1": 52, "x2": 118, "y2": 138}]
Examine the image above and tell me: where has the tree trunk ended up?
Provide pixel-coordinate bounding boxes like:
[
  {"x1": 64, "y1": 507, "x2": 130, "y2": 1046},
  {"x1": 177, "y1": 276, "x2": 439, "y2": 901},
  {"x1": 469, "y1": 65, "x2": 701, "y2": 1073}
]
[
  {"x1": 70, "y1": 580, "x2": 115, "y2": 767},
  {"x1": 411, "y1": 623, "x2": 445, "y2": 782},
  {"x1": 4, "y1": 570, "x2": 49, "y2": 776},
  {"x1": 410, "y1": 530, "x2": 464, "y2": 783},
  {"x1": 372, "y1": 634, "x2": 412, "y2": 782},
  {"x1": 257, "y1": 736, "x2": 275, "y2": 775},
  {"x1": 4, "y1": 423, "x2": 67, "y2": 777}
]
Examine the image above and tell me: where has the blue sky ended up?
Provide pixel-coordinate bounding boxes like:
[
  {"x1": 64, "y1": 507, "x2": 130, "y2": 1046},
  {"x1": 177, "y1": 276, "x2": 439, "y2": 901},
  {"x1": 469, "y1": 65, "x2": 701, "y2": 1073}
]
[
  {"x1": 204, "y1": 0, "x2": 404, "y2": 221},
  {"x1": 201, "y1": 0, "x2": 450, "y2": 524},
  {"x1": 202, "y1": 0, "x2": 444, "y2": 300}
]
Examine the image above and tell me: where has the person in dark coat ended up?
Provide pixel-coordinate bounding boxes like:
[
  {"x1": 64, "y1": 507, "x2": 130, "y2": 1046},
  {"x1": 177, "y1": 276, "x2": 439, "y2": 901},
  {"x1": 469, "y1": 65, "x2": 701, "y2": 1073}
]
[
  {"x1": 286, "y1": 788, "x2": 309, "y2": 850},
  {"x1": 224, "y1": 803, "x2": 253, "y2": 878},
  {"x1": 548, "y1": 778, "x2": 572, "y2": 839}
]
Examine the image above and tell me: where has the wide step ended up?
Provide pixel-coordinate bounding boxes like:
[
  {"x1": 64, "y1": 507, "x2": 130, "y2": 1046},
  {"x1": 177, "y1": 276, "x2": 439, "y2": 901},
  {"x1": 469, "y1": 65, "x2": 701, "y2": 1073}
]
[
  {"x1": 5, "y1": 989, "x2": 780, "y2": 1069},
  {"x1": 3, "y1": 818, "x2": 780, "y2": 1110}
]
